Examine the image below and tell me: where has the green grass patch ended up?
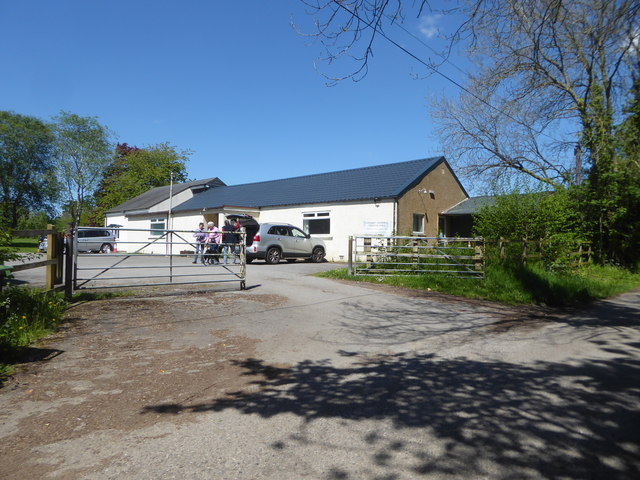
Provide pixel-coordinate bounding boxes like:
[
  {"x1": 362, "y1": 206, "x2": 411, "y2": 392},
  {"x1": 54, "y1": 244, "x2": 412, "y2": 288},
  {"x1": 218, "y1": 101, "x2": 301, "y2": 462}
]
[
  {"x1": 10, "y1": 237, "x2": 40, "y2": 253},
  {"x1": 318, "y1": 262, "x2": 640, "y2": 306},
  {"x1": 71, "y1": 290, "x2": 133, "y2": 302},
  {"x1": 1, "y1": 288, "x2": 67, "y2": 383}
]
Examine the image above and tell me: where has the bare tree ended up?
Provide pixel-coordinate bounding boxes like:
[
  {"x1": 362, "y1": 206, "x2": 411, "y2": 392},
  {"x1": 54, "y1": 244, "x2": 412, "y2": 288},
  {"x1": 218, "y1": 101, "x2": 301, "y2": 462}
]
[
  {"x1": 299, "y1": 1, "x2": 639, "y2": 188},
  {"x1": 445, "y1": 0, "x2": 639, "y2": 187},
  {"x1": 297, "y1": 1, "x2": 432, "y2": 84},
  {"x1": 433, "y1": 86, "x2": 571, "y2": 190}
]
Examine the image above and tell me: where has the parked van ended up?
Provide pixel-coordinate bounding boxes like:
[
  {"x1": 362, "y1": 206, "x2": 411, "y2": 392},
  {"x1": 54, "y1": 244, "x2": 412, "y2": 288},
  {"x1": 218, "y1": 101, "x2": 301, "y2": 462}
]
[{"x1": 76, "y1": 228, "x2": 116, "y2": 253}]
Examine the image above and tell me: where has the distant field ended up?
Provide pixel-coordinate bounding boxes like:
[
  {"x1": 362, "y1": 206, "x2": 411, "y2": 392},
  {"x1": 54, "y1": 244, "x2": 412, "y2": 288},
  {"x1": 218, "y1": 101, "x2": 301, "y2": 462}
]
[{"x1": 11, "y1": 237, "x2": 40, "y2": 253}]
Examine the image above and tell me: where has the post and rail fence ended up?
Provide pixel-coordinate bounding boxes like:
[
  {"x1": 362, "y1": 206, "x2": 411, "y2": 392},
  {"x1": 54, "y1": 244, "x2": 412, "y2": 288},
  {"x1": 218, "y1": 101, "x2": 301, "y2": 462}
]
[
  {"x1": 3, "y1": 225, "x2": 69, "y2": 295},
  {"x1": 347, "y1": 235, "x2": 592, "y2": 279},
  {"x1": 489, "y1": 237, "x2": 592, "y2": 265}
]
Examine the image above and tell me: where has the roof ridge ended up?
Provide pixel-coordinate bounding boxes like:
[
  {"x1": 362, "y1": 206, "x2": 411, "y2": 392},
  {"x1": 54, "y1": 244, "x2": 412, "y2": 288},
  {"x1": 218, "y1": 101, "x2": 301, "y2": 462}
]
[{"x1": 222, "y1": 157, "x2": 443, "y2": 188}]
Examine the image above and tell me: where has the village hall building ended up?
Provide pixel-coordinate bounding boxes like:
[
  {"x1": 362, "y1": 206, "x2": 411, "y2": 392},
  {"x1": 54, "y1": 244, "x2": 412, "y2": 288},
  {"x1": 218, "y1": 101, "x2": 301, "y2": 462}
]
[{"x1": 104, "y1": 157, "x2": 472, "y2": 261}]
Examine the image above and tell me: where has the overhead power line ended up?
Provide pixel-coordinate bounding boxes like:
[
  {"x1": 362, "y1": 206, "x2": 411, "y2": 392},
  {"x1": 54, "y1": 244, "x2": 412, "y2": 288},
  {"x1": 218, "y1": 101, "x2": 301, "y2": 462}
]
[{"x1": 331, "y1": 0, "x2": 527, "y2": 128}]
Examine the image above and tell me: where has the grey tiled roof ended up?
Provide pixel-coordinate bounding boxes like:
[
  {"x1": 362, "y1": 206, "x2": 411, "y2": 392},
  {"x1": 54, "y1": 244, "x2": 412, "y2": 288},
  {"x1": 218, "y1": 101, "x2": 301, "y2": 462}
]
[
  {"x1": 174, "y1": 157, "x2": 453, "y2": 212},
  {"x1": 106, "y1": 177, "x2": 225, "y2": 214},
  {"x1": 441, "y1": 196, "x2": 496, "y2": 215}
]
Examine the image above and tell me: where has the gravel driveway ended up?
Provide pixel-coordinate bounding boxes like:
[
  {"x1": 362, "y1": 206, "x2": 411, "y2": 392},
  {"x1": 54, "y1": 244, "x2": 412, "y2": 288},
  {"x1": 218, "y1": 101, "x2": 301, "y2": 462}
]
[{"x1": 1, "y1": 261, "x2": 639, "y2": 479}]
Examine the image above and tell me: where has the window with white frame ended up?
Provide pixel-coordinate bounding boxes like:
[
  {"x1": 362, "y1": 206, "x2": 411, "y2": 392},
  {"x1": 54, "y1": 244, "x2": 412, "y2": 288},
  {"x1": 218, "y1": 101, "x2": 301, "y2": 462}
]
[
  {"x1": 412, "y1": 214, "x2": 425, "y2": 234},
  {"x1": 303, "y1": 211, "x2": 330, "y2": 235},
  {"x1": 150, "y1": 217, "x2": 166, "y2": 236}
]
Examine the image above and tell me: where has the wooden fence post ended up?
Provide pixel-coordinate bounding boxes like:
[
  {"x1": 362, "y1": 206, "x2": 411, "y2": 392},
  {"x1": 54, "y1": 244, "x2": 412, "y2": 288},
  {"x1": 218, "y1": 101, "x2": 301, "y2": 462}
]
[
  {"x1": 499, "y1": 237, "x2": 505, "y2": 260},
  {"x1": 45, "y1": 224, "x2": 56, "y2": 291},
  {"x1": 474, "y1": 239, "x2": 484, "y2": 274},
  {"x1": 64, "y1": 236, "x2": 73, "y2": 299},
  {"x1": 578, "y1": 244, "x2": 583, "y2": 266},
  {"x1": 54, "y1": 232, "x2": 63, "y2": 284}
]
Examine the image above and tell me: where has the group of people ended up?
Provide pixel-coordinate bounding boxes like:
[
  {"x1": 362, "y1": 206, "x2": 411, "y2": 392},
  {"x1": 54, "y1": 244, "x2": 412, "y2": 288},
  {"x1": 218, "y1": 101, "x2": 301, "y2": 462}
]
[{"x1": 192, "y1": 219, "x2": 241, "y2": 265}]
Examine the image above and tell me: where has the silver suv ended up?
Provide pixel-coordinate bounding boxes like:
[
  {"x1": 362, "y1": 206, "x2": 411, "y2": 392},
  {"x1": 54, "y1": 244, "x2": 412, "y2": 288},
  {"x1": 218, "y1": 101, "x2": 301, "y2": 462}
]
[
  {"x1": 245, "y1": 223, "x2": 326, "y2": 264},
  {"x1": 76, "y1": 228, "x2": 116, "y2": 253}
]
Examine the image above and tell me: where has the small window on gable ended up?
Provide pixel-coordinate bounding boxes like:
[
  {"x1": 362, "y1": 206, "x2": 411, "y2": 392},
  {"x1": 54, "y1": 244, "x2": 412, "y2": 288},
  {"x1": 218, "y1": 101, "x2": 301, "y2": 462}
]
[
  {"x1": 150, "y1": 218, "x2": 166, "y2": 236},
  {"x1": 412, "y1": 214, "x2": 425, "y2": 234}
]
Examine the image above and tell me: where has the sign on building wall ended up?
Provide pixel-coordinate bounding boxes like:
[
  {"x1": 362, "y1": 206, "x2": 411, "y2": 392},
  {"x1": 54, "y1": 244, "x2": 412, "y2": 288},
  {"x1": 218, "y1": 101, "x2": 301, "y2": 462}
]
[{"x1": 362, "y1": 221, "x2": 392, "y2": 236}]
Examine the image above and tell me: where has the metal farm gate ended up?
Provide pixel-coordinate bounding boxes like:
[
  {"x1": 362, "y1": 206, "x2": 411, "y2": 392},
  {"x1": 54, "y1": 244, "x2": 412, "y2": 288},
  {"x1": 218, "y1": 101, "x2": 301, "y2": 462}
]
[
  {"x1": 348, "y1": 235, "x2": 484, "y2": 278},
  {"x1": 72, "y1": 227, "x2": 247, "y2": 291}
]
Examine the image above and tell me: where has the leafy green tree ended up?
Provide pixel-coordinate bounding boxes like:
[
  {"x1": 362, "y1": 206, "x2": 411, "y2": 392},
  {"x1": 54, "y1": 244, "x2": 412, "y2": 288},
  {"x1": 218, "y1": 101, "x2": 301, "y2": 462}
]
[
  {"x1": 90, "y1": 142, "x2": 189, "y2": 224},
  {"x1": 579, "y1": 65, "x2": 640, "y2": 267},
  {"x1": 618, "y1": 58, "x2": 640, "y2": 168},
  {"x1": 0, "y1": 111, "x2": 58, "y2": 229},
  {"x1": 0, "y1": 229, "x2": 18, "y2": 263},
  {"x1": 16, "y1": 211, "x2": 50, "y2": 231},
  {"x1": 52, "y1": 112, "x2": 114, "y2": 227}
]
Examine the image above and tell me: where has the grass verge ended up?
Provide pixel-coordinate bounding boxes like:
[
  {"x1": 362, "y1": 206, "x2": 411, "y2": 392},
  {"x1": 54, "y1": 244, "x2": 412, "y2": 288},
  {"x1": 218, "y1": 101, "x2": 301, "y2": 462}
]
[
  {"x1": 1, "y1": 287, "x2": 67, "y2": 383},
  {"x1": 318, "y1": 262, "x2": 640, "y2": 306},
  {"x1": 0, "y1": 288, "x2": 136, "y2": 384}
]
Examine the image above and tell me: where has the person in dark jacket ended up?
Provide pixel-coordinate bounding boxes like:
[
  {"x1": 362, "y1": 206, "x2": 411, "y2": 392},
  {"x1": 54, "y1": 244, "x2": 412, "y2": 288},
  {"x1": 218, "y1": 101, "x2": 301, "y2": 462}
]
[{"x1": 221, "y1": 219, "x2": 239, "y2": 264}]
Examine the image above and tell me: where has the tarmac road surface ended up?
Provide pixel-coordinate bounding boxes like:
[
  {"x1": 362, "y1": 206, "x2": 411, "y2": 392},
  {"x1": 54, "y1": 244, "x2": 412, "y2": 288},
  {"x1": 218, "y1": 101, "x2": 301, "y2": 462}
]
[{"x1": 1, "y1": 257, "x2": 640, "y2": 479}]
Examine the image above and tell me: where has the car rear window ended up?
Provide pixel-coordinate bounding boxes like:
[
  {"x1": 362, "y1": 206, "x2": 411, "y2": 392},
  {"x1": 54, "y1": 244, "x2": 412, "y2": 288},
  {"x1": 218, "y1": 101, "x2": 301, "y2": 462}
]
[{"x1": 79, "y1": 230, "x2": 112, "y2": 238}]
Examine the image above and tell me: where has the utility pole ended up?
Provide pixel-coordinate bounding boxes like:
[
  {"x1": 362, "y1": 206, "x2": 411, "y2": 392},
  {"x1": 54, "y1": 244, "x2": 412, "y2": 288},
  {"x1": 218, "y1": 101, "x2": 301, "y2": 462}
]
[
  {"x1": 167, "y1": 172, "x2": 174, "y2": 256},
  {"x1": 168, "y1": 172, "x2": 174, "y2": 229}
]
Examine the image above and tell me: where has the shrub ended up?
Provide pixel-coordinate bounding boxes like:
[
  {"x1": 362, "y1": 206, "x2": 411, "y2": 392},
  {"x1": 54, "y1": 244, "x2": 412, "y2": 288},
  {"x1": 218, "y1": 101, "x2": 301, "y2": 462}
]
[
  {"x1": 0, "y1": 288, "x2": 67, "y2": 361},
  {"x1": 473, "y1": 188, "x2": 587, "y2": 268}
]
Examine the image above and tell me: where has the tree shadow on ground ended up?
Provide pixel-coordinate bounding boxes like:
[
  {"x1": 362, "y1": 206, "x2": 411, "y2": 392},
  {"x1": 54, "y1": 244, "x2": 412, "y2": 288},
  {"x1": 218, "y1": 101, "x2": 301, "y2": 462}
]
[
  {"x1": 143, "y1": 350, "x2": 640, "y2": 479},
  {"x1": 338, "y1": 287, "x2": 640, "y2": 342},
  {"x1": 141, "y1": 290, "x2": 640, "y2": 478}
]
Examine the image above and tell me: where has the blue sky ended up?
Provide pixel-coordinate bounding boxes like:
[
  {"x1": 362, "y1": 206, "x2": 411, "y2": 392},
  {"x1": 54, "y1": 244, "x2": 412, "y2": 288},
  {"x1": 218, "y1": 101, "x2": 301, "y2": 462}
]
[{"x1": 1, "y1": 1, "x2": 473, "y2": 190}]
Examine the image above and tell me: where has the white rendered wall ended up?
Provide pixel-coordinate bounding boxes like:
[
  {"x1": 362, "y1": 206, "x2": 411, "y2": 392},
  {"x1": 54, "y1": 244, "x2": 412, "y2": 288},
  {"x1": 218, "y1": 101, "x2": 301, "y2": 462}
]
[
  {"x1": 111, "y1": 216, "x2": 167, "y2": 254},
  {"x1": 254, "y1": 200, "x2": 395, "y2": 262},
  {"x1": 104, "y1": 213, "x2": 126, "y2": 228},
  {"x1": 151, "y1": 189, "x2": 197, "y2": 214},
  {"x1": 106, "y1": 200, "x2": 395, "y2": 261}
]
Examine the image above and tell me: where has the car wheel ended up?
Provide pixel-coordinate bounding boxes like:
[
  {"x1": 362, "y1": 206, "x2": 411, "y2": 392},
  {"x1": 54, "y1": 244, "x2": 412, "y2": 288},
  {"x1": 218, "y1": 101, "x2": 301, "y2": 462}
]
[
  {"x1": 311, "y1": 247, "x2": 325, "y2": 263},
  {"x1": 100, "y1": 243, "x2": 113, "y2": 253},
  {"x1": 265, "y1": 247, "x2": 281, "y2": 264}
]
